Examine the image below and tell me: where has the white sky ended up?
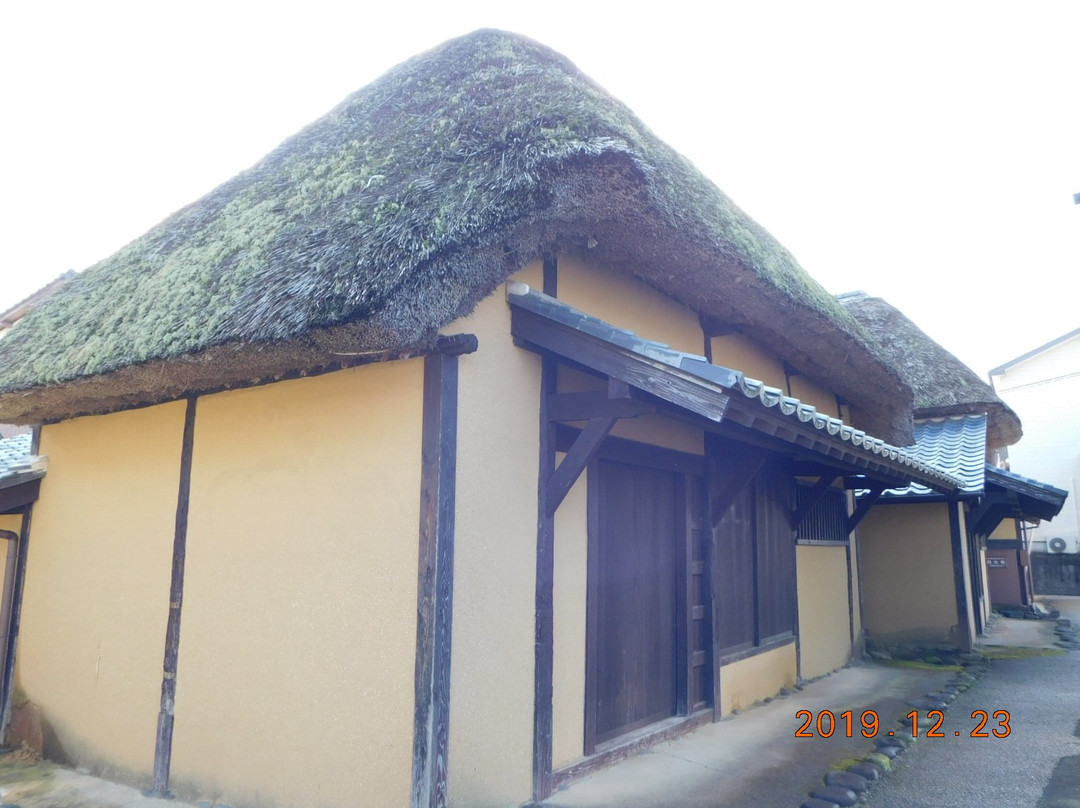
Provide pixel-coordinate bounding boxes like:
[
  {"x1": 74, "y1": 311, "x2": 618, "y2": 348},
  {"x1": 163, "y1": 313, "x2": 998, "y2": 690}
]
[{"x1": 2, "y1": 1, "x2": 1077, "y2": 375}]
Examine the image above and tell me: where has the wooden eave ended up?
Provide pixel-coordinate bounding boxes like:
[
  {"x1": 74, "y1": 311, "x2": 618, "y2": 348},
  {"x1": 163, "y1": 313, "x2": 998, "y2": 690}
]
[
  {"x1": 0, "y1": 471, "x2": 43, "y2": 514},
  {"x1": 507, "y1": 287, "x2": 960, "y2": 496}
]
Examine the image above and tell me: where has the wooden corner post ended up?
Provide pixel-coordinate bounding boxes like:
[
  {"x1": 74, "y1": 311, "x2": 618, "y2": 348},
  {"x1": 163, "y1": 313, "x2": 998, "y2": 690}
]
[
  {"x1": 412, "y1": 350, "x2": 461, "y2": 808},
  {"x1": 150, "y1": 396, "x2": 198, "y2": 797}
]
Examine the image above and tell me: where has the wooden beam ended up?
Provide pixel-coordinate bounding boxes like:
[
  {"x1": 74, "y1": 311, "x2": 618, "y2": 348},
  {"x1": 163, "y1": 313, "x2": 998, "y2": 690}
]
[
  {"x1": 846, "y1": 485, "x2": 884, "y2": 534},
  {"x1": 412, "y1": 352, "x2": 460, "y2": 808},
  {"x1": 0, "y1": 478, "x2": 41, "y2": 514},
  {"x1": 547, "y1": 415, "x2": 616, "y2": 519},
  {"x1": 969, "y1": 492, "x2": 1017, "y2": 538},
  {"x1": 790, "y1": 474, "x2": 839, "y2": 532},
  {"x1": 707, "y1": 442, "x2": 769, "y2": 529},
  {"x1": 511, "y1": 308, "x2": 730, "y2": 425},
  {"x1": 150, "y1": 396, "x2": 198, "y2": 797}
]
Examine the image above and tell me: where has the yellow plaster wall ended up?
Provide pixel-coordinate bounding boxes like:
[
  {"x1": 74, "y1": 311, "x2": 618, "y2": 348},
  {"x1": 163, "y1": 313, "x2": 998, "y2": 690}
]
[
  {"x1": 796, "y1": 545, "x2": 851, "y2": 679},
  {"x1": 552, "y1": 467, "x2": 587, "y2": 769},
  {"x1": 446, "y1": 261, "x2": 543, "y2": 807},
  {"x1": 556, "y1": 255, "x2": 704, "y2": 355},
  {"x1": 719, "y1": 643, "x2": 797, "y2": 715},
  {"x1": 169, "y1": 361, "x2": 424, "y2": 808},
  {"x1": 17, "y1": 403, "x2": 185, "y2": 780},
  {"x1": 709, "y1": 334, "x2": 785, "y2": 390},
  {"x1": 788, "y1": 376, "x2": 842, "y2": 419},
  {"x1": 991, "y1": 519, "x2": 1020, "y2": 540},
  {"x1": 858, "y1": 503, "x2": 960, "y2": 646}
]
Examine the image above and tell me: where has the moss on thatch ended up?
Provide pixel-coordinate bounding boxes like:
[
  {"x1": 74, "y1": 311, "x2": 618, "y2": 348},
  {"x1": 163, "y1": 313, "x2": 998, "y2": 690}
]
[
  {"x1": 838, "y1": 292, "x2": 1021, "y2": 449},
  {"x1": 0, "y1": 30, "x2": 913, "y2": 440}
]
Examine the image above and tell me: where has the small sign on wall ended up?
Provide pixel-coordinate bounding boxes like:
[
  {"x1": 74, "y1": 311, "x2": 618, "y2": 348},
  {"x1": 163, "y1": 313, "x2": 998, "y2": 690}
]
[{"x1": 987, "y1": 557, "x2": 1008, "y2": 569}]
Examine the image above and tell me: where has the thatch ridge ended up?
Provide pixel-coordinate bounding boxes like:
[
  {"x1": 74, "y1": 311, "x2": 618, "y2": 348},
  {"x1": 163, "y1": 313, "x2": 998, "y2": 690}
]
[
  {"x1": 0, "y1": 30, "x2": 913, "y2": 442},
  {"x1": 838, "y1": 291, "x2": 1021, "y2": 449}
]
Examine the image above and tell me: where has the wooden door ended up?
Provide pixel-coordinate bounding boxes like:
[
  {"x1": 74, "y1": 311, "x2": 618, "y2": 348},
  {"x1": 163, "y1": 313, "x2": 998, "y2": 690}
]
[{"x1": 587, "y1": 458, "x2": 681, "y2": 747}]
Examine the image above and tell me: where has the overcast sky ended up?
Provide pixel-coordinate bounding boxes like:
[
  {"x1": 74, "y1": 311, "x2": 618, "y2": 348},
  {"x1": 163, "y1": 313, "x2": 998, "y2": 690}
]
[{"x1": 2, "y1": 1, "x2": 1076, "y2": 376}]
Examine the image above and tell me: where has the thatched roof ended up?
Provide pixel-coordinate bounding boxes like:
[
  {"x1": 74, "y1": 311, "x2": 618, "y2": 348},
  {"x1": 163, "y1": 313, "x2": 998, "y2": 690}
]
[
  {"x1": 838, "y1": 292, "x2": 1021, "y2": 450},
  {"x1": 0, "y1": 30, "x2": 914, "y2": 442}
]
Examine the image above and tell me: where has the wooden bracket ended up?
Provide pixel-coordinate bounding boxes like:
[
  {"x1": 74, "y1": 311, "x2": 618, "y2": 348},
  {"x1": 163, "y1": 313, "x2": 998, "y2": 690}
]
[
  {"x1": 546, "y1": 416, "x2": 615, "y2": 517},
  {"x1": 708, "y1": 440, "x2": 769, "y2": 529},
  {"x1": 790, "y1": 474, "x2": 840, "y2": 532},
  {"x1": 846, "y1": 484, "x2": 885, "y2": 534}
]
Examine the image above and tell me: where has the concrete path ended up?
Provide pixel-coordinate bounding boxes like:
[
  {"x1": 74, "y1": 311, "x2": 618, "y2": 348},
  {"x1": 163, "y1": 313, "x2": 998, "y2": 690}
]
[
  {"x1": 541, "y1": 662, "x2": 956, "y2": 807},
  {"x1": 0, "y1": 605, "x2": 1075, "y2": 808},
  {"x1": 544, "y1": 607, "x2": 1079, "y2": 808},
  {"x1": 864, "y1": 597, "x2": 1080, "y2": 808}
]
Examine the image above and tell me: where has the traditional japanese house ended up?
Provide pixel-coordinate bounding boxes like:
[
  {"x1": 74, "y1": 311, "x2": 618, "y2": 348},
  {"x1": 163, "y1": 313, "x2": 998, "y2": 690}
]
[
  {"x1": 0, "y1": 31, "x2": 966, "y2": 808},
  {"x1": 839, "y1": 292, "x2": 1064, "y2": 647}
]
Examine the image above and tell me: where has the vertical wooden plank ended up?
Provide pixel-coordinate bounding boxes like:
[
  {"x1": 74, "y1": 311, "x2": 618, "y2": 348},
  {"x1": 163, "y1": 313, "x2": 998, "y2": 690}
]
[
  {"x1": 412, "y1": 352, "x2": 460, "y2": 808},
  {"x1": 532, "y1": 254, "x2": 558, "y2": 802},
  {"x1": 674, "y1": 475, "x2": 689, "y2": 716},
  {"x1": 583, "y1": 459, "x2": 600, "y2": 755},
  {"x1": 150, "y1": 396, "x2": 198, "y2": 796}
]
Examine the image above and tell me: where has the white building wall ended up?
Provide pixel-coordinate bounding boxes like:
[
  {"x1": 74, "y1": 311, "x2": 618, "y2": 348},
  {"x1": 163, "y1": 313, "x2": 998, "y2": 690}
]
[{"x1": 991, "y1": 333, "x2": 1080, "y2": 552}]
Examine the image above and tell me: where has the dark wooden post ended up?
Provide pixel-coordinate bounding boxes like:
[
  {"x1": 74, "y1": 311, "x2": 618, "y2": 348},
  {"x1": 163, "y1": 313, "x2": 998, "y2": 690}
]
[
  {"x1": 412, "y1": 350, "x2": 461, "y2": 808},
  {"x1": 532, "y1": 256, "x2": 558, "y2": 802},
  {"x1": 150, "y1": 397, "x2": 198, "y2": 796}
]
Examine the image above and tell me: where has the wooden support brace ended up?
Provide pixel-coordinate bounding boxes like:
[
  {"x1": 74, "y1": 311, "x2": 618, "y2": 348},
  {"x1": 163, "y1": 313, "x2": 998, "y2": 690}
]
[
  {"x1": 790, "y1": 474, "x2": 840, "y2": 532},
  {"x1": 846, "y1": 484, "x2": 884, "y2": 534},
  {"x1": 546, "y1": 416, "x2": 615, "y2": 517},
  {"x1": 708, "y1": 448, "x2": 769, "y2": 529}
]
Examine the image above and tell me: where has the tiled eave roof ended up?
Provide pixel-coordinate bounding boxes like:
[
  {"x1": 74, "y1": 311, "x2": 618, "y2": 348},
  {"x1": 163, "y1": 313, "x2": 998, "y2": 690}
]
[
  {"x1": 0, "y1": 432, "x2": 43, "y2": 512},
  {"x1": 506, "y1": 282, "x2": 962, "y2": 493},
  {"x1": 882, "y1": 415, "x2": 987, "y2": 499}
]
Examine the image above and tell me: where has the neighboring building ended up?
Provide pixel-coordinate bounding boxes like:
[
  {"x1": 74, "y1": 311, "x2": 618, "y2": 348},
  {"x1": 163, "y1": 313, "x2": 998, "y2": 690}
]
[
  {"x1": 838, "y1": 292, "x2": 1064, "y2": 642},
  {"x1": 0, "y1": 31, "x2": 986, "y2": 808},
  {"x1": 989, "y1": 328, "x2": 1080, "y2": 553},
  {"x1": 981, "y1": 467, "x2": 1068, "y2": 605}
]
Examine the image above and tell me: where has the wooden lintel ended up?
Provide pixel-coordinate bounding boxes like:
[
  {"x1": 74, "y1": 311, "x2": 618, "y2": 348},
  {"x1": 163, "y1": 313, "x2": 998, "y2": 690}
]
[
  {"x1": 846, "y1": 485, "x2": 884, "y2": 534},
  {"x1": 790, "y1": 474, "x2": 840, "y2": 531},
  {"x1": 547, "y1": 417, "x2": 616, "y2": 517}
]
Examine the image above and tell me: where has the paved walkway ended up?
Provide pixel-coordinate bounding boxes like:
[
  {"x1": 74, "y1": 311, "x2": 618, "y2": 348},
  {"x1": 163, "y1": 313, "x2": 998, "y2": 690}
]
[
  {"x1": 0, "y1": 604, "x2": 1075, "y2": 808},
  {"x1": 541, "y1": 662, "x2": 956, "y2": 807},
  {"x1": 864, "y1": 596, "x2": 1080, "y2": 808},
  {"x1": 543, "y1": 608, "x2": 1074, "y2": 808}
]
